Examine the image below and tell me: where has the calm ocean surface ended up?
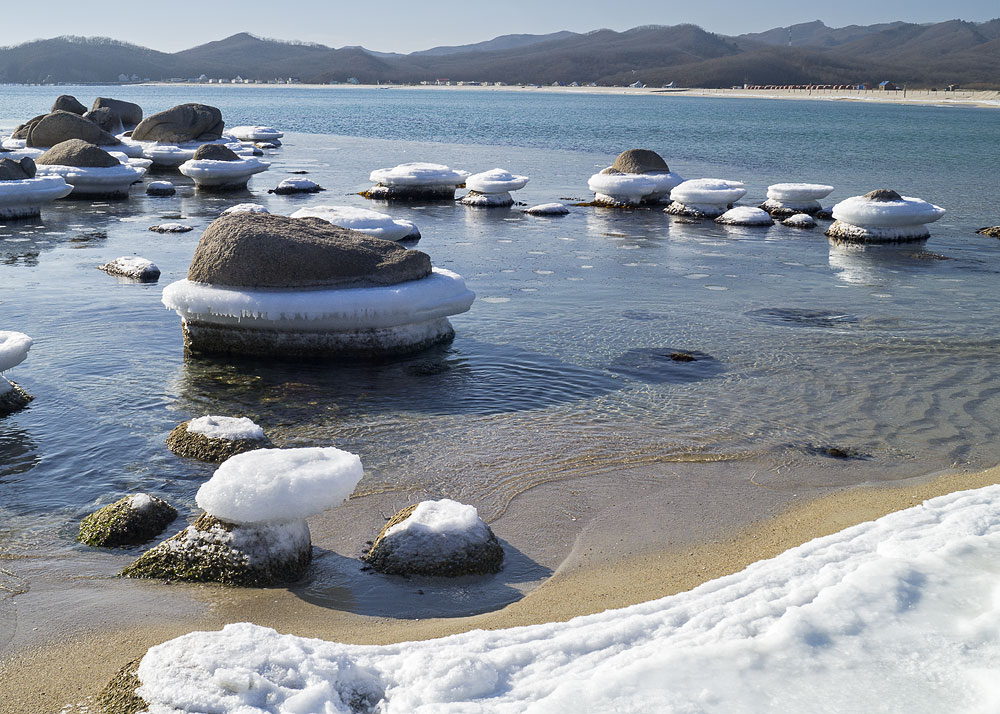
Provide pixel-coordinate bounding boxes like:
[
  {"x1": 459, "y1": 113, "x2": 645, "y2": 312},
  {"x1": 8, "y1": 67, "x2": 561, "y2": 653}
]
[{"x1": 2, "y1": 85, "x2": 1000, "y2": 617}]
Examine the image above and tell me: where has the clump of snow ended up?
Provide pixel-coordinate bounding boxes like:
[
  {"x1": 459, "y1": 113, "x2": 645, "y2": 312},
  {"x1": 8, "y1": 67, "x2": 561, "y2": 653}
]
[
  {"x1": 128, "y1": 493, "x2": 154, "y2": 511},
  {"x1": 0, "y1": 331, "x2": 32, "y2": 373},
  {"x1": 832, "y1": 194, "x2": 945, "y2": 227},
  {"x1": 784, "y1": 213, "x2": 817, "y2": 228},
  {"x1": 465, "y1": 168, "x2": 529, "y2": 194},
  {"x1": 195, "y1": 447, "x2": 364, "y2": 524},
  {"x1": 135, "y1": 483, "x2": 1000, "y2": 712},
  {"x1": 228, "y1": 126, "x2": 284, "y2": 142},
  {"x1": 715, "y1": 206, "x2": 774, "y2": 226},
  {"x1": 370, "y1": 163, "x2": 469, "y2": 187},
  {"x1": 222, "y1": 203, "x2": 269, "y2": 215},
  {"x1": 766, "y1": 183, "x2": 834, "y2": 201},
  {"x1": 386, "y1": 499, "x2": 491, "y2": 544},
  {"x1": 290, "y1": 205, "x2": 419, "y2": 242},
  {"x1": 524, "y1": 203, "x2": 569, "y2": 215},
  {"x1": 98, "y1": 256, "x2": 160, "y2": 281},
  {"x1": 188, "y1": 415, "x2": 265, "y2": 441}
]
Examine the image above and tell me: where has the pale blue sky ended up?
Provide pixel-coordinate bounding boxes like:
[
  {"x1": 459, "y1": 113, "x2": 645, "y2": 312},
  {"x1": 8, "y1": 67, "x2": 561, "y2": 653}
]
[{"x1": 21, "y1": 0, "x2": 1000, "y2": 53}]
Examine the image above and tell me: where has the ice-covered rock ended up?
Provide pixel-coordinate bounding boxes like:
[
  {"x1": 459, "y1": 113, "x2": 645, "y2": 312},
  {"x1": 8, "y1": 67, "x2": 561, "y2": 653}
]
[
  {"x1": 0, "y1": 330, "x2": 33, "y2": 416},
  {"x1": 34, "y1": 139, "x2": 146, "y2": 198},
  {"x1": 587, "y1": 149, "x2": 683, "y2": 207},
  {"x1": 161, "y1": 213, "x2": 473, "y2": 357},
  {"x1": 167, "y1": 415, "x2": 270, "y2": 463},
  {"x1": 145, "y1": 180, "x2": 176, "y2": 197},
  {"x1": 228, "y1": 125, "x2": 283, "y2": 142},
  {"x1": 714, "y1": 206, "x2": 774, "y2": 226},
  {"x1": 524, "y1": 202, "x2": 569, "y2": 215},
  {"x1": 131, "y1": 104, "x2": 224, "y2": 143},
  {"x1": 462, "y1": 168, "x2": 529, "y2": 207},
  {"x1": 0, "y1": 172, "x2": 73, "y2": 219},
  {"x1": 665, "y1": 178, "x2": 747, "y2": 218},
  {"x1": 826, "y1": 189, "x2": 946, "y2": 243},
  {"x1": 783, "y1": 213, "x2": 817, "y2": 229},
  {"x1": 270, "y1": 177, "x2": 324, "y2": 195},
  {"x1": 291, "y1": 205, "x2": 420, "y2": 242},
  {"x1": 149, "y1": 223, "x2": 192, "y2": 233},
  {"x1": 366, "y1": 162, "x2": 470, "y2": 201},
  {"x1": 78, "y1": 494, "x2": 177, "y2": 548},
  {"x1": 363, "y1": 499, "x2": 504, "y2": 576},
  {"x1": 98, "y1": 256, "x2": 161, "y2": 281},
  {"x1": 760, "y1": 182, "x2": 835, "y2": 216},
  {"x1": 179, "y1": 143, "x2": 269, "y2": 191},
  {"x1": 223, "y1": 203, "x2": 269, "y2": 215}
]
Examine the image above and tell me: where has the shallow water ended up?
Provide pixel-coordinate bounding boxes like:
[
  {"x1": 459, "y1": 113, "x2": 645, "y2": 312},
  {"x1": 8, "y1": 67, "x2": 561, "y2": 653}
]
[{"x1": 2, "y1": 87, "x2": 1000, "y2": 624}]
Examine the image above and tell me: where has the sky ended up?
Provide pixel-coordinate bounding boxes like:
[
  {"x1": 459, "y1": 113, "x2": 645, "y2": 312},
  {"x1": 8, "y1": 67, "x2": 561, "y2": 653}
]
[{"x1": 17, "y1": 0, "x2": 1000, "y2": 53}]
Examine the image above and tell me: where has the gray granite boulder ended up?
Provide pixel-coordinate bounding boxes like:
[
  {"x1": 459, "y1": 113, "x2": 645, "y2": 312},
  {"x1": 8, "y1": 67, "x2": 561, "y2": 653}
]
[
  {"x1": 78, "y1": 494, "x2": 178, "y2": 547},
  {"x1": 25, "y1": 111, "x2": 119, "y2": 148},
  {"x1": 0, "y1": 157, "x2": 36, "y2": 180},
  {"x1": 607, "y1": 148, "x2": 670, "y2": 174},
  {"x1": 11, "y1": 114, "x2": 46, "y2": 140},
  {"x1": 51, "y1": 94, "x2": 87, "y2": 115},
  {"x1": 191, "y1": 143, "x2": 240, "y2": 161},
  {"x1": 187, "y1": 213, "x2": 432, "y2": 289},
  {"x1": 92, "y1": 97, "x2": 143, "y2": 127},
  {"x1": 36, "y1": 139, "x2": 119, "y2": 168},
  {"x1": 83, "y1": 107, "x2": 124, "y2": 135},
  {"x1": 131, "y1": 103, "x2": 224, "y2": 143}
]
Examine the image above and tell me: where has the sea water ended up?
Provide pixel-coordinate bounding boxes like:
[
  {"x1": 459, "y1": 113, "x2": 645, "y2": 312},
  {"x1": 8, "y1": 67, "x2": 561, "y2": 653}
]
[{"x1": 1, "y1": 85, "x2": 1000, "y2": 622}]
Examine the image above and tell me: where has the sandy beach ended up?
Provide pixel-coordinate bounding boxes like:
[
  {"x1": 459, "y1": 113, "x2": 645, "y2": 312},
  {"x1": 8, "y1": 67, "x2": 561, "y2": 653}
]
[{"x1": 3, "y1": 462, "x2": 998, "y2": 713}]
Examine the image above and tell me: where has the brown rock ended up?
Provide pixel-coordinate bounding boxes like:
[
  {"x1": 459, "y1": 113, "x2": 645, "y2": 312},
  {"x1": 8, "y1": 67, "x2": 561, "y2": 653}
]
[
  {"x1": 0, "y1": 157, "x2": 36, "y2": 180},
  {"x1": 51, "y1": 94, "x2": 87, "y2": 115},
  {"x1": 92, "y1": 97, "x2": 143, "y2": 126},
  {"x1": 186, "y1": 213, "x2": 432, "y2": 289},
  {"x1": 610, "y1": 148, "x2": 670, "y2": 174},
  {"x1": 863, "y1": 189, "x2": 903, "y2": 202},
  {"x1": 36, "y1": 139, "x2": 120, "y2": 168},
  {"x1": 25, "y1": 111, "x2": 119, "y2": 148},
  {"x1": 131, "y1": 103, "x2": 224, "y2": 143},
  {"x1": 192, "y1": 143, "x2": 240, "y2": 161}
]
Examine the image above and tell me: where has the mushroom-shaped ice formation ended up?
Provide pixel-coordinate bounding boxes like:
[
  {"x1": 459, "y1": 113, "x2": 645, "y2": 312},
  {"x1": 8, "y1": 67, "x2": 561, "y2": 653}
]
[
  {"x1": 0, "y1": 330, "x2": 33, "y2": 416},
  {"x1": 161, "y1": 213, "x2": 475, "y2": 358},
  {"x1": 665, "y1": 178, "x2": 747, "y2": 218},
  {"x1": 178, "y1": 144, "x2": 269, "y2": 191},
  {"x1": 825, "y1": 189, "x2": 946, "y2": 244},
  {"x1": 167, "y1": 415, "x2": 271, "y2": 462},
  {"x1": 98, "y1": 256, "x2": 161, "y2": 281},
  {"x1": 783, "y1": 213, "x2": 817, "y2": 229},
  {"x1": 223, "y1": 203, "x2": 270, "y2": 215},
  {"x1": 228, "y1": 126, "x2": 283, "y2": 142},
  {"x1": 146, "y1": 180, "x2": 176, "y2": 197},
  {"x1": 0, "y1": 157, "x2": 72, "y2": 219},
  {"x1": 524, "y1": 202, "x2": 570, "y2": 215},
  {"x1": 586, "y1": 149, "x2": 683, "y2": 207},
  {"x1": 271, "y1": 177, "x2": 324, "y2": 195},
  {"x1": 121, "y1": 447, "x2": 364, "y2": 586},
  {"x1": 461, "y1": 168, "x2": 529, "y2": 207},
  {"x1": 366, "y1": 162, "x2": 470, "y2": 201},
  {"x1": 290, "y1": 205, "x2": 420, "y2": 242},
  {"x1": 760, "y1": 183, "x2": 835, "y2": 217},
  {"x1": 714, "y1": 206, "x2": 774, "y2": 226},
  {"x1": 78, "y1": 494, "x2": 177, "y2": 548},
  {"x1": 363, "y1": 499, "x2": 504, "y2": 576},
  {"x1": 33, "y1": 140, "x2": 146, "y2": 198}
]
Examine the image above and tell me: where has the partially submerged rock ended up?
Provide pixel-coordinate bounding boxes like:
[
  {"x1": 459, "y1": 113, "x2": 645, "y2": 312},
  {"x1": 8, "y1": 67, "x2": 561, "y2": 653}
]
[
  {"x1": 146, "y1": 180, "x2": 176, "y2": 196},
  {"x1": 34, "y1": 139, "x2": 145, "y2": 198},
  {"x1": 78, "y1": 494, "x2": 178, "y2": 547},
  {"x1": 784, "y1": 213, "x2": 817, "y2": 228},
  {"x1": 363, "y1": 499, "x2": 504, "y2": 577},
  {"x1": 461, "y1": 168, "x2": 529, "y2": 208},
  {"x1": 192, "y1": 143, "x2": 240, "y2": 162},
  {"x1": 51, "y1": 94, "x2": 87, "y2": 115},
  {"x1": 131, "y1": 103, "x2": 225, "y2": 143},
  {"x1": 25, "y1": 111, "x2": 119, "y2": 148},
  {"x1": 99, "y1": 256, "x2": 161, "y2": 281},
  {"x1": 760, "y1": 183, "x2": 834, "y2": 217},
  {"x1": 715, "y1": 206, "x2": 774, "y2": 226},
  {"x1": 588, "y1": 149, "x2": 682, "y2": 207},
  {"x1": 166, "y1": 416, "x2": 270, "y2": 462},
  {"x1": 365, "y1": 162, "x2": 469, "y2": 201},
  {"x1": 179, "y1": 146, "x2": 269, "y2": 191},
  {"x1": 665, "y1": 179, "x2": 747, "y2": 218},
  {"x1": 524, "y1": 202, "x2": 569, "y2": 215},
  {"x1": 270, "y1": 177, "x2": 323, "y2": 195},
  {"x1": 975, "y1": 226, "x2": 1000, "y2": 238}
]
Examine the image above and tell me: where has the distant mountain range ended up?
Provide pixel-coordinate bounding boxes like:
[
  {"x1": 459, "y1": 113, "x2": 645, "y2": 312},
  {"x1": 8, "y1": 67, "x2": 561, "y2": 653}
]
[{"x1": 1, "y1": 19, "x2": 997, "y2": 89}]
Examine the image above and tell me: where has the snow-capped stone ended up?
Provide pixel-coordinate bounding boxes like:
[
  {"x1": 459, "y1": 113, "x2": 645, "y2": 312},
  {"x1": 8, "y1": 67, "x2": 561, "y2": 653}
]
[
  {"x1": 0, "y1": 330, "x2": 33, "y2": 416},
  {"x1": 78, "y1": 494, "x2": 177, "y2": 547},
  {"x1": 167, "y1": 416, "x2": 271, "y2": 463},
  {"x1": 465, "y1": 168, "x2": 529, "y2": 194},
  {"x1": 665, "y1": 178, "x2": 747, "y2": 218},
  {"x1": 222, "y1": 203, "x2": 269, "y2": 215},
  {"x1": 366, "y1": 162, "x2": 470, "y2": 201},
  {"x1": 270, "y1": 177, "x2": 323, "y2": 195},
  {"x1": 98, "y1": 256, "x2": 160, "y2": 281},
  {"x1": 761, "y1": 182, "x2": 835, "y2": 216},
  {"x1": 228, "y1": 126, "x2": 283, "y2": 142},
  {"x1": 826, "y1": 189, "x2": 945, "y2": 243},
  {"x1": 145, "y1": 180, "x2": 176, "y2": 197},
  {"x1": 587, "y1": 148, "x2": 683, "y2": 207},
  {"x1": 523, "y1": 202, "x2": 569, "y2": 215},
  {"x1": 149, "y1": 223, "x2": 192, "y2": 233},
  {"x1": 179, "y1": 154, "x2": 269, "y2": 191},
  {"x1": 34, "y1": 139, "x2": 145, "y2": 198},
  {"x1": 783, "y1": 213, "x2": 817, "y2": 228},
  {"x1": 714, "y1": 206, "x2": 774, "y2": 226},
  {"x1": 290, "y1": 205, "x2": 420, "y2": 242},
  {"x1": 0, "y1": 175, "x2": 72, "y2": 219}
]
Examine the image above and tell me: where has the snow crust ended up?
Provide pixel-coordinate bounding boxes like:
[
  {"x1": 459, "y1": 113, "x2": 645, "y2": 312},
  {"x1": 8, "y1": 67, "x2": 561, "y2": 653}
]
[
  {"x1": 195, "y1": 446, "x2": 364, "y2": 524},
  {"x1": 766, "y1": 183, "x2": 834, "y2": 201},
  {"x1": 137, "y1": 483, "x2": 1000, "y2": 713},
  {"x1": 187, "y1": 415, "x2": 265, "y2": 441},
  {"x1": 588, "y1": 171, "x2": 682, "y2": 203},
  {"x1": 129, "y1": 493, "x2": 154, "y2": 511},
  {"x1": 0, "y1": 176, "x2": 74, "y2": 211},
  {"x1": 524, "y1": 203, "x2": 569, "y2": 215},
  {"x1": 290, "y1": 205, "x2": 418, "y2": 242},
  {"x1": 178, "y1": 158, "x2": 269, "y2": 186},
  {"x1": 146, "y1": 181, "x2": 175, "y2": 191},
  {"x1": 461, "y1": 191, "x2": 513, "y2": 207},
  {"x1": 369, "y1": 163, "x2": 470, "y2": 187},
  {"x1": 228, "y1": 126, "x2": 284, "y2": 141},
  {"x1": 222, "y1": 203, "x2": 269, "y2": 215},
  {"x1": 832, "y1": 195, "x2": 946, "y2": 227},
  {"x1": 386, "y1": 499, "x2": 490, "y2": 542},
  {"x1": 99, "y1": 256, "x2": 159, "y2": 280},
  {"x1": 715, "y1": 206, "x2": 774, "y2": 226},
  {"x1": 161, "y1": 268, "x2": 476, "y2": 331},
  {"x1": 0, "y1": 331, "x2": 32, "y2": 373},
  {"x1": 465, "y1": 168, "x2": 529, "y2": 194},
  {"x1": 669, "y1": 178, "x2": 747, "y2": 206}
]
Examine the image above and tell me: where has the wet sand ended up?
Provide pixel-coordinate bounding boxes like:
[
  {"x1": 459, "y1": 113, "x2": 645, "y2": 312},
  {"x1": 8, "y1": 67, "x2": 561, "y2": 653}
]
[{"x1": 2, "y1": 462, "x2": 998, "y2": 714}]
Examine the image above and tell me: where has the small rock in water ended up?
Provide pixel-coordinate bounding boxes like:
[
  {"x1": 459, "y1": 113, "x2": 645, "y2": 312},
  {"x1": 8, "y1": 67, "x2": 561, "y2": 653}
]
[
  {"x1": 166, "y1": 416, "x2": 270, "y2": 463},
  {"x1": 256, "y1": 141, "x2": 280, "y2": 150},
  {"x1": 98, "y1": 256, "x2": 160, "y2": 281},
  {"x1": 669, "y1": 352, "x2": 696, "y2": 362},
  {"x1": 783, "y1": 213, "x2": 817, "y2": 228},
  {"x1": 149, "y1": 223, "x2": 192, "y2": 233},
  {"x1": 524, "y1": 203, "x2": 569, "y2": 216},
  {"x1": 269, "y1": 177, "x2": 323, "y2": 195},
  {"x1": 288, "y1": 170, "x2": 309, "y2": 174},
  {"x1": 145, "y1": 181, "x2": 175, "y2": 197},
  {"x1": 78, "y1": 494, "x2": 177, "y2": 547},
  {"x1": 975, "y1": 226, "x2": 1000, "y2": 238}
]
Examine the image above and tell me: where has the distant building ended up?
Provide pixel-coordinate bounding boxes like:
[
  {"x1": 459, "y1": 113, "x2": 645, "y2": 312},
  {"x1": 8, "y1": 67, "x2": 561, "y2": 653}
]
[
  {"x1": 629, "y1": 80, "x2": 645, "y2": 88},
  {"x1": 879, "y1": 81, "x2": 898, "y2": 90}
]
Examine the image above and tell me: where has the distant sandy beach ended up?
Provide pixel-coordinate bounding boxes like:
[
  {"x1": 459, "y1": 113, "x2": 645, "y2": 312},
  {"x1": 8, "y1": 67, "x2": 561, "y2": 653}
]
[{"x1": 3, "y1": 462, "x2": 999, "y2": 713}]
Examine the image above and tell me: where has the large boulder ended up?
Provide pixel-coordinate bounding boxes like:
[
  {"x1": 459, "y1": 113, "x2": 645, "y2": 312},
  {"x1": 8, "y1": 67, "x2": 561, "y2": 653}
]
[
  {"x1": 25, "y1": 111, "x2": 119, "y2": 148},
  {"x1": 83, "y1": 107, "x2": 124, "y2": 135},
  {"x1": 131, "y1": 103, "x2": 224, "y2": 143},
  {"x1": 186, "y1": 212, "x2": 432, "y2": 289},
  {"x1": 92, "y1": 97, "x2": 143, "y2": 127},
  {"x1": 0, "y1": 157, "x2": 36, "y2": 180},
  {"x1": 36, "y1": 139, "x2": 119, "y2": 168},
  {"x1": 51, "y1": 95, "x2": 86, "y2": 115},
  {"x1": 78, "y1": 494, "x2": 178, "y2": 547},
  {"x1": 191, "y1": 143, "x2": 240, "y2": 161},
  {"x1": 609, "y1": 148, "x2": 670, "y2": 174},
  {"x1": 11, "y1": 114, "x2": 46, "y2": 140}
]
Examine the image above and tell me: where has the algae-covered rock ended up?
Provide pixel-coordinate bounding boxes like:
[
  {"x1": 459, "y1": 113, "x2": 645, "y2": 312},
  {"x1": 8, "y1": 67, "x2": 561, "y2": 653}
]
[
  {"x1": 363, "y1": 499, "x2": 504, "y2": 577},
  {"x1": 0, "y1": 380, "x2": 32, "y2": 417},
  {"x1": 98, "y1": 657, "x2": 146, "y2": 714},
  {"x1": 78, "y1": 494, "x2": 178, "y2": 547},
  {"x1": 976, "y1": 226, "x2": 1000, "y2": 238},
  {"x1": 120, "y1": 513, "x2": 312, "y2": 587},
  {"x1": 166, "y1": 417, "x2": 271, "y2": 463}
]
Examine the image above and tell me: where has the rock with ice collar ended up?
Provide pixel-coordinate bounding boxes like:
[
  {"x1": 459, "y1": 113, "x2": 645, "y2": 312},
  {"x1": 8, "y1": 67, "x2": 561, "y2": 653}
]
[
  {"x1": 78, "y1": 494, "x2": 178, "y2": 548},
  {"x1": 34, "y1": 139, "x2": 146, "y2": 198},
  {"x1": 166, "y1": 415, "x2": 271, "y2": 463},
  {"x1": 462, "y1": 168, "x2": 529, "y2": 207},
  {"x1": 145, "y1": 180, "x2": 175, "y2": 196},
  {"x1": 131, "y1": 103, "x2": 225, "y2": 143},
  {"x1": 179, "y1": 147, "x2": 269, "y2": 191},
  {"x1": 665, "y1": 178, "x2": 747, "y2": 218},
  {"x1": 36, "y1": 139, "x2": 120, "y2": 168},
  {"x1": 784, "y1": 213, "x2": 817, "y2": 228},
  {"x1": 0, "y1": 331, "x2": 34, "y2": 416},
  {"x1": 826, "y1": 189, "x2": 945, "y2": 244},
  {"x1": 25, "y1": 111, "x2": 120, "y2": 148},
  {"x1": 0, "y1": 173, "x2": 73, "y2": 218},
  {"x1": 270, "y1": 177, "x2": 323, "y2": 194},
  {"x1": 760, "y1": 182, "x2": 834, "y2": 217},
  {"x1": 363, "y1": 499, "x2": 504, "y2": 576},
  {"x1": 366, "y1": 162, "x2": 470, "y2": 201}
]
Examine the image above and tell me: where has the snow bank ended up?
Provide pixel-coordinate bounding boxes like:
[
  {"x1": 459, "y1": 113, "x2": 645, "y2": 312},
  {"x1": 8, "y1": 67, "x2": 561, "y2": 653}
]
[
  {"x1": 195, "y1": 446, "x2": 363, "y2": 524},
  {"x1": 465, "y1": 169, "x2": 529, "y2": 194},
  {"x1": 187, "y1": 415, "x2": 265, "y2": 441},
  {"x1": 524, "y1": 203, "x2": 569, "y2": 215},
  {"x1": 222, "y1": 203, "x2": 269, "y2": 215},
  {"x1": 715, "y1": 206, "x2": 774, "y2": 226},
  {"x1": 228, "y1": 126, "x2": 284, "y2": 142},
  {"x1": 290, "y1": 205, "x2": 419, "y2": 242},
  {"x1": 832, "y1": 195, "x2": 945, "y2": 227},
  {"x1": 0, "y1": 331, "x2": 32, "y2": 373},
  {"x1": 135, "y1": 483, "x2": 1000, "y2": 713},
  {"x1": 766, "y1": 183, "x2": 834, "y2": 201}
]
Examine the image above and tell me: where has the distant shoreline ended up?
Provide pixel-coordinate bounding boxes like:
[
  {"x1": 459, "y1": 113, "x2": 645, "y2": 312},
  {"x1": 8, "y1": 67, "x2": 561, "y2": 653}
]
[{"x1": 135, "y1": 81, "x2": 1000, "y2": 109}]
